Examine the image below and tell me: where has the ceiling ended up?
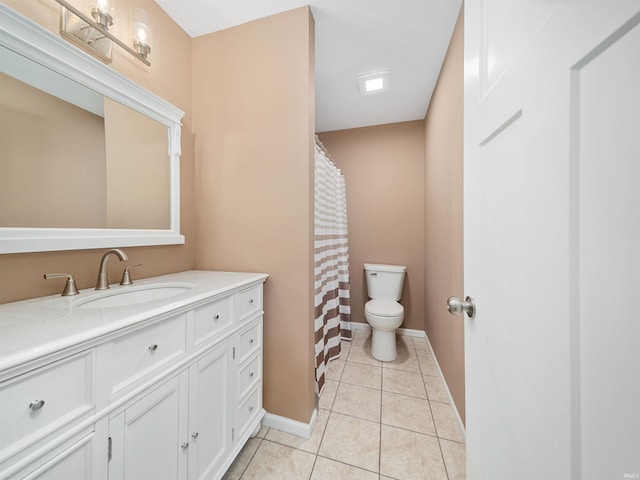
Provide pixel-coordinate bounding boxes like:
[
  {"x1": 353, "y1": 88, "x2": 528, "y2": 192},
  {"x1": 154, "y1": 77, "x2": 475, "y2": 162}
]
[{"x1": 154, "y1": 0, "x2": 463, "y2": 133}]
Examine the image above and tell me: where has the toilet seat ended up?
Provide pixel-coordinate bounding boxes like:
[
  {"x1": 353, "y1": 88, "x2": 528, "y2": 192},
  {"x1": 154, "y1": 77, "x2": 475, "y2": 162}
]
[{"x1": 365, "y1": 299, "x2": 403, "y2": 317}]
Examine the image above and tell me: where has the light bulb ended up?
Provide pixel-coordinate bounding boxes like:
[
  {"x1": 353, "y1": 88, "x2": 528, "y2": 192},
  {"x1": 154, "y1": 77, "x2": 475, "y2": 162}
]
[
  {"x1": 131, "y1": 8, "x2": 152, "y2": 59},
  {"x1": 90, "y1": 0, "x2": 117, "y2": 29}
]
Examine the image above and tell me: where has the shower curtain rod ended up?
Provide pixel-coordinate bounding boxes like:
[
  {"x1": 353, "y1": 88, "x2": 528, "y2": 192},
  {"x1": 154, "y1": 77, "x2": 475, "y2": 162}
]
[{"x1": 315, "y1": 135, "x2": 339, "y2": 169}]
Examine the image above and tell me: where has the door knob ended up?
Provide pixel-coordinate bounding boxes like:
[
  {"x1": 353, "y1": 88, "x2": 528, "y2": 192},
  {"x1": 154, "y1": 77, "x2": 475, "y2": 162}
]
[{"x1": 447, "y1": 296, "x2": 476, "y2": 319}]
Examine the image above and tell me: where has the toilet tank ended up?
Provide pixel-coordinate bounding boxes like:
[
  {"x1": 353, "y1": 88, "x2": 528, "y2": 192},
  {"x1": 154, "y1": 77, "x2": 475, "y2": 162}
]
[{"x1": 364, "y1": 263, "x2": 407, "y2": 301}]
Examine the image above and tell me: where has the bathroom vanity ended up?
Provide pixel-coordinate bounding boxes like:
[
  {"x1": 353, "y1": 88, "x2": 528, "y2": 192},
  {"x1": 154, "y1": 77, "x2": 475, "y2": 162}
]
[{"x1": 0, "y1": 270, "x2": 268, "y2": 480}]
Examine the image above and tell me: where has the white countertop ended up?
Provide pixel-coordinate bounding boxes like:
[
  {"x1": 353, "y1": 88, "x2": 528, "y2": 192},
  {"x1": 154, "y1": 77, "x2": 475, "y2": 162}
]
[{"x1": 0, "y1": 270, "x2": 268, "y2": 373}]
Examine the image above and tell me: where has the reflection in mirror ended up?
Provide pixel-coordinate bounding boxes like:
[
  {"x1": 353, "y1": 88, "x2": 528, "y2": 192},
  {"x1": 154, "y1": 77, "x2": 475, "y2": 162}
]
[
  {"x1": 0, "y1": 51, "x2": 170, "y2": 230},
  {"x1": 0, "y1": 4, "x2": 184, "y2": 254}
]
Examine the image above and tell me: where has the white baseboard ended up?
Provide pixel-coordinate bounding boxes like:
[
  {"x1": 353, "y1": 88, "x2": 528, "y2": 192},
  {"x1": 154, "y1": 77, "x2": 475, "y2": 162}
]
[
  {"x1": 262, "y1": 408, "x2": 317, "y2": 439},
  {"x1": 397, "y1": 327, "x2": 427, "y2": 338},
  {"x1": 350, "y1": 321, "x2": 430, "y2": 339},
  {"x1": 422, "y1": 332, "x2": 466, "y2": 442},
  {"x1": 349, "y1": 322, "x2": 370, "y2": 332}
]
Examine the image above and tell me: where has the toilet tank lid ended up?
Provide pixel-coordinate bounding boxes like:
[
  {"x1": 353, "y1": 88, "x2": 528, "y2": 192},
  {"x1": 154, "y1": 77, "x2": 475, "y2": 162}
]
[{"x1": 364, "y1": 263, "x2": 407, "y2": 273}]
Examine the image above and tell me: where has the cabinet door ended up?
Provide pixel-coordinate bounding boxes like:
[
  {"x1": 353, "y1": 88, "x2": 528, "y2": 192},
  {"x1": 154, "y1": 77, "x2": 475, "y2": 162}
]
[
  {"x1": 188, "y1": 340, "x2": 233, "y2": 480},
  {"x1": 108, "y1": 374, "x2": 188, "y2": 480}
]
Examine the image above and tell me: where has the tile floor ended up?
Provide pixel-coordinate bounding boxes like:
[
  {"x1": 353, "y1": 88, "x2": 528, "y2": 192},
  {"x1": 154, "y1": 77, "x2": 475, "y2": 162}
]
[{"x1": 223, "y1": 329, "x2": 466, "y2": 480}]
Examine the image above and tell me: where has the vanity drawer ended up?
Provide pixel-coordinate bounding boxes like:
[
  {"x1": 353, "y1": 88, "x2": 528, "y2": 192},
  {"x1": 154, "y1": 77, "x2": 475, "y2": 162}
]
[
  {"x1": 236, "y1": 286, "x2": 262, "y2": 321},
  {"x1": 237, "y1": 320, "x2": 261, "y2": 363},
  {"x1": 0, "y1": 351, "x2": 94, "y2": 457},
  {"x1": 237, "y1": 386, "x2": 261, "y2": 436},
  {"x1": 111, "y1": 314, "x2": 186, "y2": 394},
  {"x1": 237, "y1": 353, "x2": 261, "y2": 399},
  {"x1": 191, "y1": 296, "x2": 233, "y2": 347}
]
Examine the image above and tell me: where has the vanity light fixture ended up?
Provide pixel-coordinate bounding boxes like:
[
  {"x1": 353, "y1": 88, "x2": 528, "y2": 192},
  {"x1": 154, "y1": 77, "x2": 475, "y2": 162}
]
[
  {"x1": 56, "y1": 0, "x2": 152, "y2": 66},
  {"x1": 358, "y1": 69, "x2": 391, "y2": 96},
  {"x1": 131, "y1": 8, "x2": 152, "y2": 60}
]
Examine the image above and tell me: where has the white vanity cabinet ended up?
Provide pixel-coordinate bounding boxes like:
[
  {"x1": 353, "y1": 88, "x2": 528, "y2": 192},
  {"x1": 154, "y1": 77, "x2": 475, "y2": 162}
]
[
  {"x1": 108, "y1": 341, "x2": 235, "y2": 480},
  {"x1": 0, "y1": 271, "x2": 267, "y2": 480}
]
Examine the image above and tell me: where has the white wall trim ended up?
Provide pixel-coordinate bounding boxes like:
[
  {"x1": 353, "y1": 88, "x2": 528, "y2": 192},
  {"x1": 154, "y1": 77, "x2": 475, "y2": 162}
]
[
  {"x1": 397, "y1": 327, "x2": 427, "y2": 338},
  {"x1": 349, "y1": 321, "x2": 371, "y2": 332},
  {"x1": 422, "y1": 331, "x2": 466, "y2": 441},
  {"x1": 349, "y1": 321, "x2": 427, "y2": 339},
  {"x1": 262, "y1": 408, "x2": 318, "y2": 439}
]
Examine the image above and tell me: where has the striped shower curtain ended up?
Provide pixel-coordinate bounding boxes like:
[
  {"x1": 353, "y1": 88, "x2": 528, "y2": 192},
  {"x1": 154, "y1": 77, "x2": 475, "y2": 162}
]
[{"x1": 314, "y1": 139, "x2": 351, "y2": 394}]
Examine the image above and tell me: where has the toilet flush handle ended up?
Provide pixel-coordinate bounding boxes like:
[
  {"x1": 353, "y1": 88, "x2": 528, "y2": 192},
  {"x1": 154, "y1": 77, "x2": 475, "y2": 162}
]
[{"x1": 370, "y1": 272, "x2": 377, "y2": 277}]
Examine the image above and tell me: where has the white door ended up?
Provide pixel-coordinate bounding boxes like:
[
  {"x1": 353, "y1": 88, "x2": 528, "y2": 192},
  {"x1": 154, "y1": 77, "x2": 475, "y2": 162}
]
[{"x1": 464, "y1": 1, "x2": 640, "y2": 479}]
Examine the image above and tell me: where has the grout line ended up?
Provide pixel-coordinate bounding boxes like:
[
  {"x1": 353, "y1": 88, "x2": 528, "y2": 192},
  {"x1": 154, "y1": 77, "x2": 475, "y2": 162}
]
[
  {"x1": 314, "y1": 452, "x2": 381, "y2": 476},
  {"x1": 237, "y1": 437, "x2": 263, "y2": 480},
  {"x1": 439, "y1": 436, "x2": 452, "y2": 480},
  {"x1": 308, "y1": 453, "x2": 317, "y2": 480},
  {"x1": 379, "y1": 365, "x2": 383, "y2": 476}
]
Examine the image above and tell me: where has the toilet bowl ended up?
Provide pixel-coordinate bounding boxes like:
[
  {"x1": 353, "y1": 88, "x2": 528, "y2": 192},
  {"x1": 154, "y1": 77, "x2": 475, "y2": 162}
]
[
  {"x1": 364, "y1": 263, "x2": 407, "y2": 361},
  {"x1": 365, "y1": 300, "x2": 404, "y2": 361}
]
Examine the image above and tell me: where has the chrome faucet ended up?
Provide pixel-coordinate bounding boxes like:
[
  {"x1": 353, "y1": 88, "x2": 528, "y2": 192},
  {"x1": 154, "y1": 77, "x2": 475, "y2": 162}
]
[{"x1": 95, "y1": 248, "x2": 128, "y2": 290}]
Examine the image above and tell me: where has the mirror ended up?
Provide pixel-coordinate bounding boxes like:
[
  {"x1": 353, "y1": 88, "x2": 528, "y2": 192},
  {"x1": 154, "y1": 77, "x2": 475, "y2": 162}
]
[{"x1": 0, "y1": 5, "x2": 184, "y2": 254}]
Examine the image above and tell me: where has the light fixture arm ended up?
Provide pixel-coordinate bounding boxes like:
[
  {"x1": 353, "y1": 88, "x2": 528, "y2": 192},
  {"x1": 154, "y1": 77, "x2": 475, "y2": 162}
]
[{"x1": 53, "y1": 0, "x2": 150, "y2": 66}]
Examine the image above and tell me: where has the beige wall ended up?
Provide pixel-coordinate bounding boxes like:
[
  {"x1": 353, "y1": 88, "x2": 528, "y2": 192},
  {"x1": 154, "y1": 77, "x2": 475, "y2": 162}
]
[
  {"x1": 318, "y1": 121, "x2": 426, "y2": 331},
  {"x1": 192, "y1": 7, "x2": 316, "y2": 424},
  {"x1": 0, "y1": 0, "x2": 195, "y2": 304},
  {"x1": 424, "y1": 7, "x2": 465, "y2": 423}
]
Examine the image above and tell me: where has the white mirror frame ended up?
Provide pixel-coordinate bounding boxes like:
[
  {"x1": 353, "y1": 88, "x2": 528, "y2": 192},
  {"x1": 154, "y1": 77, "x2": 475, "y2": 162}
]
[{"x1": 0, "y1": 5, "x2": 185, "y2": 254}]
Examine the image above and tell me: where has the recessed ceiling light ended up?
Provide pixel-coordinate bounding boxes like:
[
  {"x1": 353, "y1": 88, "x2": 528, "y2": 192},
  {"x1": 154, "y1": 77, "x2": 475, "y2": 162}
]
[
  {"x1": 358, "y1": 69, "x2": 390, "y2": 96},
  {"x1": 365, "y1": 77, "x2": 384, "y2": 92}
]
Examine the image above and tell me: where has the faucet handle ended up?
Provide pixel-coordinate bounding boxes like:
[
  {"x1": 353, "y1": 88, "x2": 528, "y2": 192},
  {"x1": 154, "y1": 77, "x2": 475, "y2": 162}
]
[
  {"x1": 44, "y1": 273, "x2": 80, "y2": 296},
  {"x1": 120, "y1": 264, "x2": 143, "y2": 286}
]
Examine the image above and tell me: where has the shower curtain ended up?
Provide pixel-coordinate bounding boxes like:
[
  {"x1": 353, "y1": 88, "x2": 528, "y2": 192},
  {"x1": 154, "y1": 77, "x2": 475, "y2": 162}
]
[{"x1": 314, "y1": 138, "x2": 351, "y2": 394}]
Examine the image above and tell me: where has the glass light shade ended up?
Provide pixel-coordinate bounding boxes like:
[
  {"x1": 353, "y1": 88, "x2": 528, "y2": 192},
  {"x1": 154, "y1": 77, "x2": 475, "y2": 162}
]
[
  {"x1": 131, "y1": 8, "x2": 153, "y2": 58},
  {"x1": 90, "y1": 0, "x2": 117, "y2": 29}
]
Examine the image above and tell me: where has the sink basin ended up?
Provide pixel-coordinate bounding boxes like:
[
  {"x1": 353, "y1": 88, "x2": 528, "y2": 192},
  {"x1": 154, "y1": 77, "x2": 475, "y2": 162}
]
[{"x1": 75, "y1": 283, "x2": 193, "y2": 309}]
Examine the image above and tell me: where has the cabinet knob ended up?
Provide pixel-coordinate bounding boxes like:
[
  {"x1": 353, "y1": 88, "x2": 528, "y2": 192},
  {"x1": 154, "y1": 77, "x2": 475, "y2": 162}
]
[
  {"x1": 249, "y1": 338, "x2": 254, "y2": 344},
  {"x1": 249, "y1": 298, "x2": 254, "y2": 304},
  {"x1": 249, "y1": 372, "x2": 254, "y2": 378},
  {"x1": 181, "y1": 442, "x2": 189, "y2": 450},
  {"x1": 148, "y1": 344, "x2": 158, "y2": 352},
  {"x1": 213, "y1": 314, "x2": 220, "y2": 320},
  {"x1": 29, "y1": 399, "x2": 45, "y2": 411},
  {"x1": 249, "y1": 405, "x2": 254, "y2": 412},
  {"x1": 191, "y1": 432, "x2": 199, "y2": 439}
]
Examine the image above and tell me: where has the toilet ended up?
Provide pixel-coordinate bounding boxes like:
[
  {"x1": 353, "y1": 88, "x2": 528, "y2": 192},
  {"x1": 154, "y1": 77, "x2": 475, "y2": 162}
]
[{"x1": 364, "y1": 263, "x2": 407, "y2": 361}]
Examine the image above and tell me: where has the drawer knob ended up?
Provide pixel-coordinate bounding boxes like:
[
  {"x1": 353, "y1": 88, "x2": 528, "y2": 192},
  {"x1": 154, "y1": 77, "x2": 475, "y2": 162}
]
[
  {"x1": 29, "y1": 400, "x2": 45, "y2": 411},
  {"x1": 249, "y1": 298, "x2": 254, "y2": 304},
  {"x1": 249, "y1": 338, "x2": 254, "y2": 344},
  {"x1": 249, "y1": 372, "x2": 254, "y2": 378},
  {"x1": 181, "y1": 442, "x2": 189, "y2": 450},
  {"x1": 191, "y1": 432, "x2": 199, "y2": 439},
  {"x1": 148, "y1": 344, "x2": 158, "y2": 352},
  {"x1": 213, "y1": 314, "x2": 220, "y2": 320},
  {"x1": 249, "y1": 405, "x2": 254, "y2": 412}
]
